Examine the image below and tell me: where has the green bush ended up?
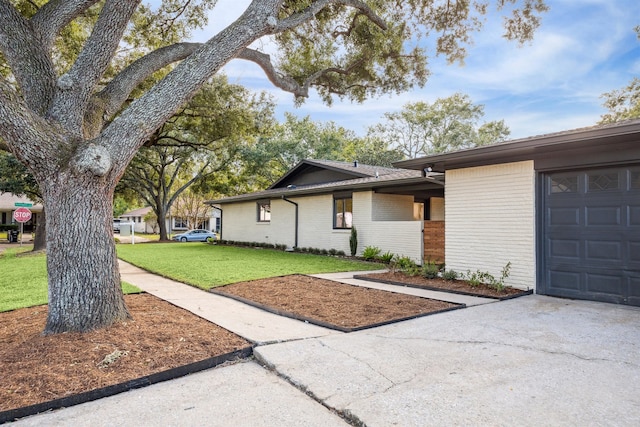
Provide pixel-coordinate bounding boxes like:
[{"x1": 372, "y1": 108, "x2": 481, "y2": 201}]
[
  {"x1": 463, "y1": 262, "x2": 512, "y2": 291},
  {"x1": 328, "y1": 248, "x2": 338, "y2": 256},
  {"x1": 422, "y1": 261, "x2": 441, "y2": 279},
  {"x1": 442, "y1": 269, "x2": 459, "y2": 281},
  {"x1": 379, "y1": 251, "x2": 394, "y2": 264},
  {"x1": 349, "y1": 226, "x2": 358, "y2": 256},
  {"x1": 391, "y1": 255, "x2": 420, "y2": 275},
  {"x1": 0, "y1": 224, "x2": 18, "y2": 232},
  {"x1": 362, "y1": 246, "x2": 381, "y2": 261}
]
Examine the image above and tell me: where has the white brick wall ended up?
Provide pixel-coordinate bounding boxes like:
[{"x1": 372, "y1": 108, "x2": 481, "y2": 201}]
[
  {"x1": 445, "y1": 161, "x2": 536, "y2": 290},
  {"x1": 221, "y1": 191, "x2": 423, "y2": 262}
]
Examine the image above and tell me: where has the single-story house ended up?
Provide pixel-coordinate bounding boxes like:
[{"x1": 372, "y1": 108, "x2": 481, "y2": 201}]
[
  {"x1": 119, "y1": 206, "x2": 221, "y2": 234},
  {"x1": 396, "y1": 119, "x2": 640, "y2": 306},
  {"x1": 208, "y1": 120, "x2": 639, "y2": 307},
  {"x1": 206, "y1": 159, "x2": 446, "y2": 264},
  {"x1": 0, "y1": 193, "x2": 43, "y2": 233}
]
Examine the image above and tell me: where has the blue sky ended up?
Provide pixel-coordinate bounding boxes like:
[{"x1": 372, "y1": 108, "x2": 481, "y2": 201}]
[{"x1": 188, "y1": 0, "x2": 640, "y2": 139}]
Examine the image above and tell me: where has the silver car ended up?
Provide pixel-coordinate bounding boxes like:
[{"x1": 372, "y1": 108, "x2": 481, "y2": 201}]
[{"x1": 172, "y1": 229, "x2": 217, "y2": 242}]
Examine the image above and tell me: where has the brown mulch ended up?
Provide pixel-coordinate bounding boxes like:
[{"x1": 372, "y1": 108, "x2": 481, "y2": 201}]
[
  {"x1": 213, "y1": 274, "x2": 459, "y2": 329},
  {"x1": 0, "y1": 294, "x2": 250, "y2": 413},
  {"x1": 1, "y1": 274, "x2": 462, "y2": 414},
  {"x1": 358, "y1": 271, "x2": 528, "y2": 298}
]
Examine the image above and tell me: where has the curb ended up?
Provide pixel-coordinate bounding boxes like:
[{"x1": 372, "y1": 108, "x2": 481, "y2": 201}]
[{"x1": 0, "y1": 347, "x2": 253, "y2": 425}]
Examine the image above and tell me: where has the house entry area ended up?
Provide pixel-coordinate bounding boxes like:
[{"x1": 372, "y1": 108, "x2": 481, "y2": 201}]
[{"x1": 542, "y1": 165, "x2": 640, "y2": 306}]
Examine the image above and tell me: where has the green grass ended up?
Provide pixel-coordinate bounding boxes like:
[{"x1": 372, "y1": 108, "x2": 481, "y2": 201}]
[
  {"x1": 117, "y1": 243, "x2": 381, "y2": 289},
  {"x1": 0, "y1": 249, "x2": 141, "y2": 312}
]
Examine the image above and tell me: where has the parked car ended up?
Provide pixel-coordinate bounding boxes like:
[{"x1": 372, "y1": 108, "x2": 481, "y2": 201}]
[
  {"x1": 172, "y1": 229, "x2": 217, "y2": 242},
  {"x1": 113, "y1": 219, "x2": 122, "y2": 233}
]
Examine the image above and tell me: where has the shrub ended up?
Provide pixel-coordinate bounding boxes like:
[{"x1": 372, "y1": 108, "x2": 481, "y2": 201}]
[
  {"x1": 379, "y1": 251, "x2": 394, "y2": 264},
  {"x1": 422, "y1": 261, "x2": 440, "y2": 279},
  {"x1": 349, "y1": 226, "x2": 358, "y2": 256},
  {"x1": 391, "y1": 255, "x2": 420, "y2": 275},
  {"x1": 328, "y1": 248, "x2": 338, "y2": 256},
  {"x1": 463, "y1": 262, "x2": 512, "y2": 291},
  {"x1": 442, "y1": 269, "x2": 459, "y2": 281},
  {"x1": 337, "y1": 250, "x2": 346, "y2": 256},
  {"x1": 362, "y1": 246, "x2": 381, "y2": 261}
]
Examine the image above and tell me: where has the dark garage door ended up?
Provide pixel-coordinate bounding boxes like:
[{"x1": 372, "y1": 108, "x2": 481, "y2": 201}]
[{"x1": 543, "y1": 166, "x2": 640, "y2": 306}]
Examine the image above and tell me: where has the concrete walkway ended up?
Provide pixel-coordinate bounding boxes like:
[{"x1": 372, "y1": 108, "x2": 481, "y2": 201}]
[
  {"x1": 118, "y1": 261, "x2": 336, "y2": 345},
  {"x1": 10, "y1": 264, "x2": 640, "y2": 426}
]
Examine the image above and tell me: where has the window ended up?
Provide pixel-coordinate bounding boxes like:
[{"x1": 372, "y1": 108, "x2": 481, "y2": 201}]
[
  {"x1": 550, "y1": 175, "x2": 578, "y2": 193},
  {"x1": 174, "y1": 217, "x2": 188, "y2": 229},
  {"x1": 257, "y1": 200, "x2": 271, "y2": 222},
  {"x1": 334, "y1": 196, "x2": 353, "y2": 229},
  {"x1": 588, "y1": 172, "x2": 619, "y2": 192}
]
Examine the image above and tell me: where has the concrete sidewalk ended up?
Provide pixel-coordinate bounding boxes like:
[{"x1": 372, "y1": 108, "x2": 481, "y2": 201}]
[
  {"x1": 11, "y1": 264, "x2": 640, "y2": 426},
  {"x1": 118, "y1": 260, "x2": 336, "y2": 344}
]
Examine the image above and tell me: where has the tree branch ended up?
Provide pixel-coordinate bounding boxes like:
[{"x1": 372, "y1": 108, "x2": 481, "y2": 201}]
[
  {"x1": 0, "y1": 0, "x2": 56, "y2": 114},
  {"x1": 50, "y1": 0, "x2": 141, "y2": 135},
  {"x1": 31, "y1": 0, "x2": 100, "y2": 50},
  {"x1": 276, "y1": 0, "x2": 387, "y2": 32},
  {"x1": 84, "y1": 42, "x2": 202, "y2": 139},
  {"x1": 236, "y1": 48, "x2": 365, "y2": 99},
  {"x1": 0, "y1": 79, "x2": 58, "y2": 168}
]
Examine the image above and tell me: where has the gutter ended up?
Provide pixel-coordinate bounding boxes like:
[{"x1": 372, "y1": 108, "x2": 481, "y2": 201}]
[{"x1": 281, "y1": 196, "x2": 298, "y2": 249}]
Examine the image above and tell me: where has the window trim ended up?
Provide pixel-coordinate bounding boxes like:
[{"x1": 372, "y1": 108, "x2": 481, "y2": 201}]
[
  {"x1": 333, "y1": 194, "x2": 353, "y2": 229},
  {"x1": 257, "y1": 200, "x2": 271, "y2": 223}
]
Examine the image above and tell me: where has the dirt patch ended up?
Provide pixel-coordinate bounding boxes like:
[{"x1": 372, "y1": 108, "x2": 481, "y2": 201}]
[
  {"x1": 212, "y1": 274, "x2": 460, "y2": 330},
  {"x1": 357, "y1": 271, "x2": 530, "y2": 298},
  {"x1": 0, "y1": 294, "x2": 250, "y2": 413}
]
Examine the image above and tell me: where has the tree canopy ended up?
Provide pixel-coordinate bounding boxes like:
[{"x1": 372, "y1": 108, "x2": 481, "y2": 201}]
[
  {"x1": 0, "y1": 0, "x2": 547, "y2": 334},
  {"x1": 368, "y1": 93, "x2": 510, "y2": 158}
]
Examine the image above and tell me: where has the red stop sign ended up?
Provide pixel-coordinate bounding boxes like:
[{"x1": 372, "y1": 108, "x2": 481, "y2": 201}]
[{"x1": 13, "y1": 207, "x2": 32, "y2": 223}]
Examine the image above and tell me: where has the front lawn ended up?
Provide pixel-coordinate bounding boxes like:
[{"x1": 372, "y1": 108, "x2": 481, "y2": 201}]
[
  {"x1": 117, "y1": 243, "x2": 381, "y2": 289},
  {"x1": 0, "y1": 248, "x2": 141, "y2": 312}
]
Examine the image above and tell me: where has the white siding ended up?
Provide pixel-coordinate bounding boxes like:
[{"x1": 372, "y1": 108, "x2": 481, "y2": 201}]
[
  {"x1": 445, "y1": 161, "x2": 536, "y2": 290},
  {"x1": 221, "y1": 191, "x2": 423, "y2": 262}
]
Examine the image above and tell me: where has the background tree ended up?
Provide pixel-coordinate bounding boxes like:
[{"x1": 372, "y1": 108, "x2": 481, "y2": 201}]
[
  {"x1": 599, "y1": 27, "x2": 639, "y2": 124},
  {"x1": 171, "y1": 191, "x2": 214, "y2": 231},
  {"x1": 0, "y1": 152, "x2": 46, "y2": 251},
  {"x1": 239, "y1": 113, "x2": 403, "y2": 189},
  {"x1": 118, "y1": 77, "x2": 274, "y2": 240},
  {"x1": 0, "y1": 0, "x2": 546, "y2": 334},
  {"x1": 367, "y1": 93, "x2": 511, "y2": 158},
  {"x1": 369, "y1": 93, "x2": 510, "y2": 158},
  {"x1": 599, "y1": 77, "x2": 640, "y2": 124}
]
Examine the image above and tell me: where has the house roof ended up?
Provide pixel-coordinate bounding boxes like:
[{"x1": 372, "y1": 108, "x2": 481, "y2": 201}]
[
  {"x1": 120, "y1": 206, "x2": 153, "y2": 218},
  {"x1": 207, "y1": 160, "x2": 444, "y2": 205},
  {"x1": 0, "y1": 193, "x2": 43, "y2": 211},
  {"x1": 394, "y1": 119, "x2": 640, "y2": 172}
]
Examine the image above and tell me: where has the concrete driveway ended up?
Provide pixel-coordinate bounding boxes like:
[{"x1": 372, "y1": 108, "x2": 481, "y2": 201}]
[
  {"x1": 255, "y1": 295, "x2": 640, "y2": 426},
  {"x1": 10, "y1": 293, "x2": 640, "y2": 426}
]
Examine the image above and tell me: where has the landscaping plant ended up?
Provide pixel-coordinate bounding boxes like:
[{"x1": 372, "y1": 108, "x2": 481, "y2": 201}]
[
  {"x1": 362, "y1": 246, "x2": 381, "y2": 261},
  {"x1": 349, "y1": 226, "x2": 358, "y2": 257}
]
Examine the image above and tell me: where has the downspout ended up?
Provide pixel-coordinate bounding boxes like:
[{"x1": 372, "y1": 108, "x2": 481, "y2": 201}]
[
  {"x1": 281, "y1": 196, "x2": 298, "y2": 249},
  {"x1": 211, "y1": 205, "x2": 223, "y2": 239}
]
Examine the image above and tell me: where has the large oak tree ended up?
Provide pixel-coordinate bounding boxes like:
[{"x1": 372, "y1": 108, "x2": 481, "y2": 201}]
[{"x1": 0, "y1": 0, "x2": 547, "y2": 334}]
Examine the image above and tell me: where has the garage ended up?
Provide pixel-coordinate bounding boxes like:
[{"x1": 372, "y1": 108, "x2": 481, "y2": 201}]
[{"x1": 543, "y1": 166, "x2": 640, "y2": 306}]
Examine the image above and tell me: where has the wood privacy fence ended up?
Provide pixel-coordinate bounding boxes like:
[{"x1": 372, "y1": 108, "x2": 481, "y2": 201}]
[{"x1": 423, "y1": 220, "x2": 444, "y2": 264}]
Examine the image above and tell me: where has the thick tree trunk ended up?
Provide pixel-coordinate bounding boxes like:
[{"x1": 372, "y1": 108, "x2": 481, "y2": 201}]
[
  {"x1": 42, "y1": 178, "x2": 130, "y2": 334},
  {"x1": 156, "y1": 204, "x2": 169, "y2": 241},
  {"x1": 32, "y1": 208, "x2": 46, "y2": 252}
]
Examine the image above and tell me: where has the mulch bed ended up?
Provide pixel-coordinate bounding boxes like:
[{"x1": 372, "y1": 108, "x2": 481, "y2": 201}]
[
  {"x1": 355, "y1": 271, "x2": 532, "y2": 299},
  {"x1": 211, "y1": 274, "x2": 463, "y2": 331},
  {"x1": 0, "y1": 294, "x2": 251, "y2": 418}
]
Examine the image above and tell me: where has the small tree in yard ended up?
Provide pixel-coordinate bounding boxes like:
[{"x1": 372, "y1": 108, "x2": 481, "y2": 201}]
[{"x1": 0, "y1": 0, "x2": 546, "y2": 334}]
